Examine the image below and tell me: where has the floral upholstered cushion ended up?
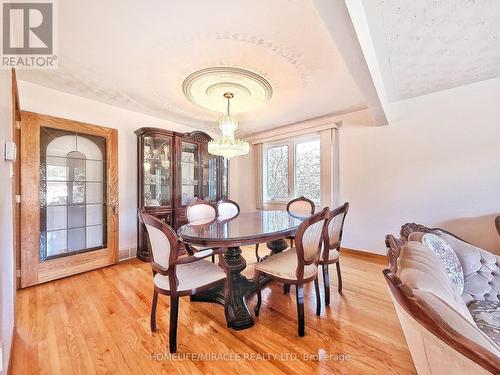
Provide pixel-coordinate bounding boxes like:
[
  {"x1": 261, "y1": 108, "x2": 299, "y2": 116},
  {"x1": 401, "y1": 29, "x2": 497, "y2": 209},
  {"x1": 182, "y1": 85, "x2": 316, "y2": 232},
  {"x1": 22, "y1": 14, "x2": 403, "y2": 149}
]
[
  {"x1": 421, "y1": 233, "x2": 465, "y2": 295},
  {"x1": 468, "y1": 300, "x2": 500, "y2": 346}
]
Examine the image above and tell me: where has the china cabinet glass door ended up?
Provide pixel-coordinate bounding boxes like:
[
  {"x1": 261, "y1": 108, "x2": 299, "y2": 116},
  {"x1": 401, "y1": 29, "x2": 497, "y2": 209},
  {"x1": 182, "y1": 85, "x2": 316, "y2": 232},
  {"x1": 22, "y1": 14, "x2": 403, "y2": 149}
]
[
  {"x1": 221, "y1": 157, "x2": 228, "y2": 198},
  {"x1": 208, "y1": 155, "x2": 218, "y2": 200},
  {"x1": 180, "y1": 141, "x2": 200, "y2": 205},
  {"x1": 143, "y1": 135, "x2": 172, "y2": 207},
  {"x1": 207, "y1": 156, "x2": 228, "y2": 200}
]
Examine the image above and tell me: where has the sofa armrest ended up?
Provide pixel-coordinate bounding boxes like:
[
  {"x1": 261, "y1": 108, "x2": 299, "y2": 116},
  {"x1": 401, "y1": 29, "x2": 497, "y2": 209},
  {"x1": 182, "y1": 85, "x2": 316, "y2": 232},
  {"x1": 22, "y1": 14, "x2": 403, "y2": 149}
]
[{"x1": 385, "y1": 269, "x2": 500, "y2": 374}]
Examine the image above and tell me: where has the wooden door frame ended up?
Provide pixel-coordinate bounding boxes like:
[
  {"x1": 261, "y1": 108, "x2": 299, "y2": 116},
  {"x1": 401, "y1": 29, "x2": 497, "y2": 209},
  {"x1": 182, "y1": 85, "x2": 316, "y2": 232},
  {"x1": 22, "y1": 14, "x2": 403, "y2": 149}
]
[
  {"x1": 20, "y1": 111, "x2": 119, "y2": 288},
  {"x1": 12, "y1": 69, "x2": 21, "y2": 293}
]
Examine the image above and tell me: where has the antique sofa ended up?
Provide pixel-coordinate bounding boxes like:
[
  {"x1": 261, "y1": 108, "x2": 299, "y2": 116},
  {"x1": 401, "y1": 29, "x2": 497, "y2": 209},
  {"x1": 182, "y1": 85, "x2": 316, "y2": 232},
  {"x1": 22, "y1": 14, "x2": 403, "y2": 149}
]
[{"x1": 384, "y1": 223, "x2": 500, "y2": 374}]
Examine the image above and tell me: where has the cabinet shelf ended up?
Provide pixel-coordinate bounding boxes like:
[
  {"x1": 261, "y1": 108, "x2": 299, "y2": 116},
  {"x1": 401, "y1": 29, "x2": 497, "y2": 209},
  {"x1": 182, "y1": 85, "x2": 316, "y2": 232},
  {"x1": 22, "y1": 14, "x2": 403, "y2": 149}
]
[{"x1": 144, "y1": 158, "x2": 170, "y2": 162}]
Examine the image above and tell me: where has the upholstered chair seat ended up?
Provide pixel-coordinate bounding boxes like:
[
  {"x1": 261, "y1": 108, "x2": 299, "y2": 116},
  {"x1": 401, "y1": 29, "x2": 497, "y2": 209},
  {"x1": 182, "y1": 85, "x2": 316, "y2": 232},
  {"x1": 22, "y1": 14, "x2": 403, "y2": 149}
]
[
  {"x1": 254, "y1": 208, "x2": 330, "y2": 337},
  {"x1": 191, "y1": 244, "x2": 214, "y2": 252},
  {"x1": 255, "y1": 248, "x2": 318, "y2": 280},
  {"x1": 153, "y1": 260, "x2": 226, "y2": 292}
]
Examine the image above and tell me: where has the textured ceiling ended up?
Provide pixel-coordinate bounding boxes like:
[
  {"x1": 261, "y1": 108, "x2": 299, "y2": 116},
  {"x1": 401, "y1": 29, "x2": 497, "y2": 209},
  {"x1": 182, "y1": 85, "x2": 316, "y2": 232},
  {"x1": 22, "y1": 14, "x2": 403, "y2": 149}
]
[
  {"x1": 18, "y1": 0, "x2": 367, "y2": 134},
  {"x1": 372, "y1": 0, "x2": 500, "y2": 100}
]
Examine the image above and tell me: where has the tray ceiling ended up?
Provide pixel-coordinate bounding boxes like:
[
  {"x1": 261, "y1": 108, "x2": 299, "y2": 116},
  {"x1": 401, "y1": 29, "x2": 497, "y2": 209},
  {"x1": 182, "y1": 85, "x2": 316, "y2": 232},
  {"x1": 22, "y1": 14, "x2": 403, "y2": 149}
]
[{"x1": 17, "y1": 0, "x2": 369, "y2": 134}]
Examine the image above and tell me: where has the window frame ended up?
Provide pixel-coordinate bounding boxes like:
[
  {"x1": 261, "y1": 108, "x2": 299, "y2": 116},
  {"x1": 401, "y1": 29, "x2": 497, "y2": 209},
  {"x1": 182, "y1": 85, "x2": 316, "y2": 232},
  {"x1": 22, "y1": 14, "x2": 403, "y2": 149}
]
[{"x1": 262, "y1": 133, "x2": 321, "y2": 205}]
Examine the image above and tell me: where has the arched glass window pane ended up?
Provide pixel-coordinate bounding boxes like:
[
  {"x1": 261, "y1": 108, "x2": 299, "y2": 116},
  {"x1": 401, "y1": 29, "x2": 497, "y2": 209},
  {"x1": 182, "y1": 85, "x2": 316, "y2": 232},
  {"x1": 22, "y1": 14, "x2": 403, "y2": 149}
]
[{"x1": 40, "y1": 127, "x2": 107, "y2": 261}]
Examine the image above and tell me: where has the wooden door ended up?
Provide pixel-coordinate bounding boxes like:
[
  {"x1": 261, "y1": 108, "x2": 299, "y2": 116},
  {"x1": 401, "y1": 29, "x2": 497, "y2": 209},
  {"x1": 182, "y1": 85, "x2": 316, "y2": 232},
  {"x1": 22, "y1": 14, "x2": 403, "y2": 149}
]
[{"x1": 20, "y1": 112, "x2": 118, "y2": 287}]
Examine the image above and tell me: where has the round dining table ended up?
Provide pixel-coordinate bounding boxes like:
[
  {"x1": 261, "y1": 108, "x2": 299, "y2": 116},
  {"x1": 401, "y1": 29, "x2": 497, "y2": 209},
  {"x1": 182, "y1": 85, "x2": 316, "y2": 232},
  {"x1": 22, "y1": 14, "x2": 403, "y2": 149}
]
[{"x1": 177, "y1": 210, "x2": 306, "y2": 330}]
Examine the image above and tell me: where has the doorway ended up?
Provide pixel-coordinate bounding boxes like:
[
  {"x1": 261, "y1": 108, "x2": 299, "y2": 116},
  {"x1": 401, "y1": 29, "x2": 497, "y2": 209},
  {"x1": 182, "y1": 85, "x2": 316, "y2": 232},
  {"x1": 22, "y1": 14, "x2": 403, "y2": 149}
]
[{"x1": 19, "y1": 112, "x2": 118, "y2": 287}]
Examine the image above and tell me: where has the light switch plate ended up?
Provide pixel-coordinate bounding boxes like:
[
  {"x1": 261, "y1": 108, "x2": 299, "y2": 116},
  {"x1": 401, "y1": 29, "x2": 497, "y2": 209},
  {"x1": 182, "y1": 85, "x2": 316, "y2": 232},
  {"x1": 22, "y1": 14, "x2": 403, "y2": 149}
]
[{"x1": 4, "y1": 141, "x2": 17, "y2": 162}]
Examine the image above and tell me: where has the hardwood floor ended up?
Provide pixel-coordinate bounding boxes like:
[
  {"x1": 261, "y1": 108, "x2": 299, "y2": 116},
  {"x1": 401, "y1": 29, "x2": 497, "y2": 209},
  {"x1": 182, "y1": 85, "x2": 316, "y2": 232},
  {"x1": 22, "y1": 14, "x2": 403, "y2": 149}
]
[{"x1": 11, "y1": 247, "x2": 416, "y2": 374}]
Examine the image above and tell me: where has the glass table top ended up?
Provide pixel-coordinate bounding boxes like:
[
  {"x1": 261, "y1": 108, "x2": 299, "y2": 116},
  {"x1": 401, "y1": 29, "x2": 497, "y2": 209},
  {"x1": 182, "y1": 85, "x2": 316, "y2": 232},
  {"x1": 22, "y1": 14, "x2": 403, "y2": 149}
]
[{"x1": 177, "y1": 210, "x2": 307, "y2": 246}]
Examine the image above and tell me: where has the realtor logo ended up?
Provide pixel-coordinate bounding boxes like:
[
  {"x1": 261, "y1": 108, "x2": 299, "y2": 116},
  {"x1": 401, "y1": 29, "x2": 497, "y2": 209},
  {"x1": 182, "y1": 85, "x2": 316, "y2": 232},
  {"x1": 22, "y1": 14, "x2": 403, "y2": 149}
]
[{"x1": 1, "y1": 1, "x2": 57, "y2": 68}]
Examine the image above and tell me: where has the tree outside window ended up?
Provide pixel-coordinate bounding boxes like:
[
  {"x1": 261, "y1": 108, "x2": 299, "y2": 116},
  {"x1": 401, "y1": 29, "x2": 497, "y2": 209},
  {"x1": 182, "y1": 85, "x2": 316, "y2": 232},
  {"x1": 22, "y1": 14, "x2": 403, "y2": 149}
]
[{"x1": 263, "y1": 136, "x2": 320, "y2": 203}]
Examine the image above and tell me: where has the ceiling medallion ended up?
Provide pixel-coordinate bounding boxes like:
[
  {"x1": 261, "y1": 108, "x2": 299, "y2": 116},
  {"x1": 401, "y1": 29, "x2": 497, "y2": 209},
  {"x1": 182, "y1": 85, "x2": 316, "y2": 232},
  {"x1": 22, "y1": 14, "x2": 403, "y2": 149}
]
[
  {"x1": 182, "y1": 66, "x2": 273, "y2": 113},
  {"x1": 208, "y1": 92, "x2": 250, "y2": 160}
]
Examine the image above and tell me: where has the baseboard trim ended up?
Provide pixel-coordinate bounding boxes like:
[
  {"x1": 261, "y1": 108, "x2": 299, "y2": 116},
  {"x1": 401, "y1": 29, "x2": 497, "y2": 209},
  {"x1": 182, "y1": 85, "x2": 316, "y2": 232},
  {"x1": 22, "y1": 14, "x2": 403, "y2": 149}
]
[
  {"x1": 118, "y1": 247, "x2": 137, "y2": 261},
  {"x1": 341, "y1": 247, "x2": 387, "y2": 263}
]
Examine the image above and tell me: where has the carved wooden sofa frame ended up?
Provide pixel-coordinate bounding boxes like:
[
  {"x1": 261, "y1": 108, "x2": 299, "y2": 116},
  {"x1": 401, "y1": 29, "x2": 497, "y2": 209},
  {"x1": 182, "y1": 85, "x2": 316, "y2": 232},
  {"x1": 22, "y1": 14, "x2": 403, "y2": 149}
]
[{"x1": 384, "y1": 223, "x2": 500, "y2": 373}]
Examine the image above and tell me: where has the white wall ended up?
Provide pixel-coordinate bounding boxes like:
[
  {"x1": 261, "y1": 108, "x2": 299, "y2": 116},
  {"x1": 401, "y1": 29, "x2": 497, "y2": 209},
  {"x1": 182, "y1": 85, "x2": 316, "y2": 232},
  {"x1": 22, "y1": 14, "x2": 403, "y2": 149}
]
[
  {"x1": 340, "y1": 77, "x2": 500, "y2": 254},
  {"x1": 0, "y1": 71, "x2": 14, "y2": 374},
  {"x1": 229, "y1": 145, "x2": 256, "y2": 213},
  {"x1": 19, "y1": 81, "x2": 201, "y2": 256}
]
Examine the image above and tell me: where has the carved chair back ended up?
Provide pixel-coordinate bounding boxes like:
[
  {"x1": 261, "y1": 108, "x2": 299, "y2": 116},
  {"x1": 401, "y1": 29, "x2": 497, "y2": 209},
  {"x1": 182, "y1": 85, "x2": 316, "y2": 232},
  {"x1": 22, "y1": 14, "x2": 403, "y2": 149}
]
[
  {"x1": 138, "y1": 211, "x2": 181, "y2": 294},
  {"x1": 186, "y1": 199, "x2": 217, "y2": 224},
  {"x1": 287, "y1": 196, "x2": 315, "y2": 216},
  {"x1": 293, "y1": 207, "x2": 330, "y2": 280},
  {"x1": 322, "y1": 202, "x2": 349, "y2": 262},
  {"x1": 217, "y1": 197, "x2": 240, "y2": 220}
]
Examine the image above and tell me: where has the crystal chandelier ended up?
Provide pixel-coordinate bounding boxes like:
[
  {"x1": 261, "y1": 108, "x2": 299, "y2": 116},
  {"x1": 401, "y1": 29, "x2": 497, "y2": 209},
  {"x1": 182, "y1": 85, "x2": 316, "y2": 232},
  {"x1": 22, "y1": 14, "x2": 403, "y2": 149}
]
[{"x1": 208, "y1": 92, "x2": 250, "y2": 160}]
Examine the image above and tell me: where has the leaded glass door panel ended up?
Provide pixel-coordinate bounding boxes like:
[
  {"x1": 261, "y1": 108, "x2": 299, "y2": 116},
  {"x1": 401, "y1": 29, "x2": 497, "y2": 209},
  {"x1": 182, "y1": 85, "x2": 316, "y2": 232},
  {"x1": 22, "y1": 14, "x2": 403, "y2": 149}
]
[
  {"x1": 20, "y1": 112, "x2": 118, "y2": 287},
  {"x1": 40, "y1": 128, "x2": 108, "y2": 260}
]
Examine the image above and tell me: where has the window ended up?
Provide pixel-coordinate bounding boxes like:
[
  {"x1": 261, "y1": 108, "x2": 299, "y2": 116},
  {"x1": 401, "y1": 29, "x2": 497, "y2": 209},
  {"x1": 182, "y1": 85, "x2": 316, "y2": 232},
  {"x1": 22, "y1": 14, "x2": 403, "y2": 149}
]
[{"x1": 263, "y1": 135, "x2": 320, "y2": 203}]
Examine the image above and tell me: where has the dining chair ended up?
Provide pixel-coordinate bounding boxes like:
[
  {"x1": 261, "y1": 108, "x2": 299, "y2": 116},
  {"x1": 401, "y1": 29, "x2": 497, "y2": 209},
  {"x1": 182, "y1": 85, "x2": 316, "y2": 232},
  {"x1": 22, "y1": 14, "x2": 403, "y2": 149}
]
[
  {"x1": 254, "y1": 196, "x2": 315, "y2": 262},
  {"x1": 319, "y1": 202, "x2": 349, "y2": 305},
  {"x1": 186, "y1": 199, "x2": 217, "y2": 261},
  {"x1": 286, "y1": 196, "x2": 315, "y2": 248},
  {"x1": 253, "y1": 207, "x2": 330, "y2": 336},
  {"x1": 216, "y1": 197, "x2": 240, "y2": 220},
  {"x1": 138, "y1": 211, "x2": 226, "y2": 353}
]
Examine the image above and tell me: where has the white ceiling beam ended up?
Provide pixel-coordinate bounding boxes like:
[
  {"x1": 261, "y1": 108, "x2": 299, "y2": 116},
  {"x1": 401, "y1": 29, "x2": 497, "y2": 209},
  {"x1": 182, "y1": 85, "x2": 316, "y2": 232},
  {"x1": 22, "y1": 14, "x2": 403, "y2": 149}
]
[{"x1": 312, "y1": 0, "x2": 388, "y2": 126}]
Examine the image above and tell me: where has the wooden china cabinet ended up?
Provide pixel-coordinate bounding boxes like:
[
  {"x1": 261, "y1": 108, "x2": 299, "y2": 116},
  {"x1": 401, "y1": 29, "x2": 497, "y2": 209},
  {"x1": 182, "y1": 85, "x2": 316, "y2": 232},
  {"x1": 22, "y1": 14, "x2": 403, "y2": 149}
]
[{"x1": 136, "y1": 127, "x2": 228, "y2": 261}]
